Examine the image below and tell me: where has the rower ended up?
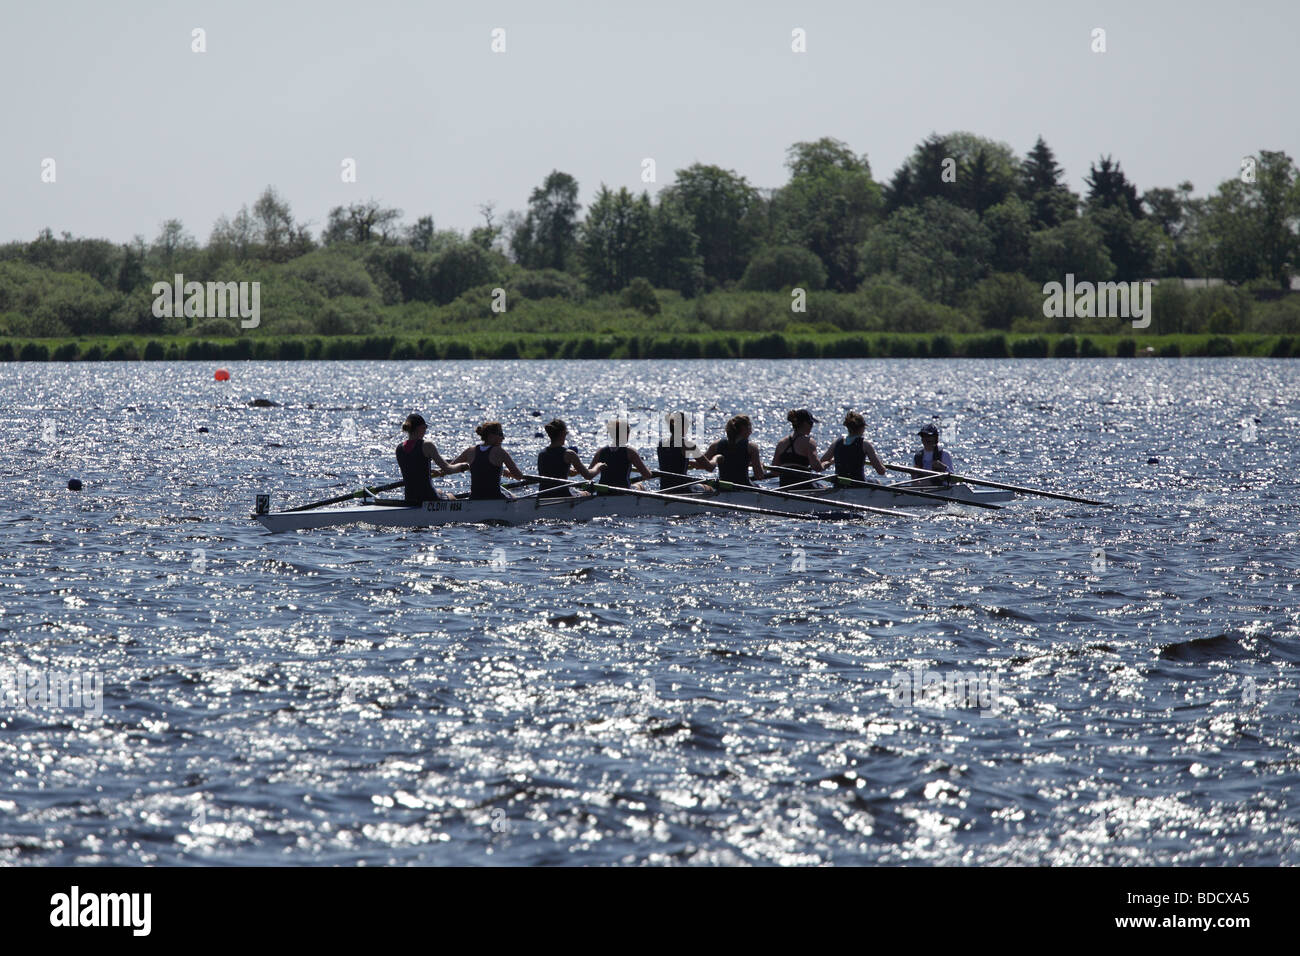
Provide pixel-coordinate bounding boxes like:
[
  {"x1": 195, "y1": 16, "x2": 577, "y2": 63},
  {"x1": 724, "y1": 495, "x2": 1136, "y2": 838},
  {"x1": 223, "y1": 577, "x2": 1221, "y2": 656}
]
[
  {"x1": 820, "y1": 411, "x2": 887, "y2": 482},
  {"x1": 914, "y1": 423, "x2": 954, "y2": 486},
  {"x1": 771, "y1": 408, "x2": 824, "y2": 487},
  {"x1": 656, "y1": 411, "x2": 708, "y2": 491},
  {"x1": 537, "y1": 419, "x2": 601, "y2": 497},
  {"x1": 590, "y1": 418, "x2": 653, "y2": 491},
  {"x1": 396, "y1": 413, "x2": 465, "y2": 504},
  {"x1": 451, "y1": 421, "x2": 525, "y2": 499},
  {"x1": 701, "y1": 414, "x2": 767, "y2": 486}
]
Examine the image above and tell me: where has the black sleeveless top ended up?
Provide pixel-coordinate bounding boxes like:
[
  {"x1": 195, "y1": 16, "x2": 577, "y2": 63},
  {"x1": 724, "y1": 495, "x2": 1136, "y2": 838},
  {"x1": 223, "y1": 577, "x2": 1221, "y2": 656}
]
[
  {"x1": 777, "y1": 433, "x2": 811, "y2": 487},
  {"x1": 595, "y1": 446, "x2": 632, "y2": 488},
  {"x1": 470, "y1": 444, "x2": 504, "y2": 499},
  {"x1": 537, "y1": 445, "x2": 570, "y2": 497},
  {"x1": 914, "y1": 449, "x2": 949, "y2": 471},
  {"x1": 717, "y1": 438, "x2": 753, "y2": 486},
  {"x1": 657, "y1": 444, "x2": 689, "y2": 489},
  {"x1": 396, "y1": 439, "x2": 434, "y2": 504},
  {"x1": 833, "y1": 436, "x2": 867, "y2": 482}
]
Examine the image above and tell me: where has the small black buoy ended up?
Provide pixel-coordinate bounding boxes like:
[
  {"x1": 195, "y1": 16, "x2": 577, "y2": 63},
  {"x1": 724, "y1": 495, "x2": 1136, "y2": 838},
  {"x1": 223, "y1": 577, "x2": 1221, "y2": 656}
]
[
  {"x1": 248, "y1": 398, "x2": 280, "y2": 408},
  {"x1": 197, "y1": 426, "x2": 209, "y2": 433},
  {"x1": 67, "y1": 478, "x2": 83, "y2": 491},
  {"x1": 1147, "y1": 457, "x2": 1159, "y2": 464},
  {"x1": 531, "y1": 410, "x2": 542, "y2": 417}
]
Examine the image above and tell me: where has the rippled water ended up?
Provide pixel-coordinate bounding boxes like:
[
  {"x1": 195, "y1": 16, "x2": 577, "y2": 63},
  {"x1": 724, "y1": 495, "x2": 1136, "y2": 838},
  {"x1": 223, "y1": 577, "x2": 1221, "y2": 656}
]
[{"x1": 2, "y1": 358, "x2": 1298, "y2": 865}]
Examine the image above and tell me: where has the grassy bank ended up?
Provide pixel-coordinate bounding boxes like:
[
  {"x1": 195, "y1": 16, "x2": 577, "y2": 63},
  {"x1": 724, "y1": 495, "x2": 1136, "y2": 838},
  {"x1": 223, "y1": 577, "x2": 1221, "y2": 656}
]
[{"x1": 0, "y1": 331, "x2": 1294, "y2": 361}]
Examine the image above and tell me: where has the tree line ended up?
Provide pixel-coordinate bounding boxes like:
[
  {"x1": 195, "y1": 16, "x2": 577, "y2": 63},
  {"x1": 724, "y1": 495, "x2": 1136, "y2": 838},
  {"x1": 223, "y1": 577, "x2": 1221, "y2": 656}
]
[{"x1": 2, "y1": 132, "x2": 1297, "y2": 342}]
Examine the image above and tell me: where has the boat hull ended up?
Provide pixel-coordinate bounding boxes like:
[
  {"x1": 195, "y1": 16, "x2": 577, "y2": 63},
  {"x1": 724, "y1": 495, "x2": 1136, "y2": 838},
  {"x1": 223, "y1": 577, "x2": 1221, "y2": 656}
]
[{"x1": 254, "y1": 482, "x2": 1013, "y2": 532}]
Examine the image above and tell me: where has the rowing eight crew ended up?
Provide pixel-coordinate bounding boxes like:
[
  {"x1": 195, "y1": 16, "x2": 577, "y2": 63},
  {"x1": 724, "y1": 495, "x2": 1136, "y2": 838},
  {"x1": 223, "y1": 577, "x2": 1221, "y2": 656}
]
[{"x1": 396, "y1": 410, "x2": 954, "y2": 503}]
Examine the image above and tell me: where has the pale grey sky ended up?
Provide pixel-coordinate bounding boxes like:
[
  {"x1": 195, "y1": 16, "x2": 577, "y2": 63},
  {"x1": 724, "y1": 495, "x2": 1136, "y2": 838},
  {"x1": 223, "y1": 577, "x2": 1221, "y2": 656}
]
[{"x1": 2, "y1": 0, "x2": 1295, "y2": 245}]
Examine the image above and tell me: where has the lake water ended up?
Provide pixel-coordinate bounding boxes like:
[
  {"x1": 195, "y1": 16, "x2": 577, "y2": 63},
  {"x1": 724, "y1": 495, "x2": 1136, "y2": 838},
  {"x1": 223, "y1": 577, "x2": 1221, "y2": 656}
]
[{"x1": 2, "y1": 358, "x2": 1298, "y2": 865}]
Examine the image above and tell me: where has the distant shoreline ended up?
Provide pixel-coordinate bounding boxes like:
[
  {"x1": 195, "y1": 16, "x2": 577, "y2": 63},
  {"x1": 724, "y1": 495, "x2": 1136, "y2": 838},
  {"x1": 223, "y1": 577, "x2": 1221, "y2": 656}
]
[{"x1": 0, "y1": 331, "x2": 1293, "y2": 361}]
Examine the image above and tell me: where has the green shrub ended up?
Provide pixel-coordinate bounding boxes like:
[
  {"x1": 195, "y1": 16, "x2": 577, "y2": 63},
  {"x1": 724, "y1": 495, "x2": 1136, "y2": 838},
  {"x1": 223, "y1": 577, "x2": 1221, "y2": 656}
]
[
  {"x1": 1078, "y1": 337, "x2": 1104, "y2": 357},
  {"x1": 1052, "y1": 336, "x2": 1078, "y2": 358},
  {"x1": 391, "y1": 340, "x2": 419, "y2": 360},
  {"x1": 929, "y1": 334, "x2": 954, "y2": 357},
  {"x1": 739, "y1": 245, "x2": 827, "y2": 292},
  {"x1": 278, "y1": 339, "x2": 306, "y2": 360},
  {"x1": 1158, "y1": 341, "x2": 1181, "y2": 357},
  {"x1": 322, "y1": 338, "x2": 353, "y2": 360},
  {"x1": 19, "y1": 342, "x2": 49, "y2": 361},
  {"x1": 494, "y1": 340, "x2": 520, "y2": 359},
  {"x1": 282, "y1": 249, "x2": 379, "y2": 299},
  {"x1": 184, "y1": 340, "x2": 222, "y2": 360},
  {"x1": 510, "y1": 268, "x2": 584, "y2": 302},
  {"x1": 0, "y1": 342, "x2": 13, "y2": 361},
  {"x1": 106, "y1": 341, "x2": 138, "y2": 360},
  {"x1": 1269, "y1": 336, "x2": 1293, "y2": 358},
  {"x1": 1011, "y1": 336, "x2": 1049, "y2": 358},
  {"x1": 223, "y1": 338, "x2": 253, "y2": 360},
  {"x1": 620, "y1": 278, "x2": 661, "y2": 316},
  {"x1": 357, "y1": 335, "x2": 396, "y2": 359},
  {"x1": 1208, "y1": 306, "x2": 1238, "y2": 334},
  {"x1": 966, "y1": 272, "x2": 1041, "y2": 330},
  {"x1": 444, "y1": 341, "x2": 473, "y2": 360},
  {"x1": 142, "y1": 340, "x2": 166, "y2": 360},
  {"x1": 745, "y1": 333, "x2": 790, "y2": 358},
  {"x1": 1200, "y1": 335, "x2": 1236, "y2": 357},
  {"x1": 52, "y1": 343, "x2": 79, "y2": 361},
  {"x1": 824, "y1": 335, "x2": 871, "y2": 358},
  {"x1": 81, "y1": 344, "x2": 105, "y2": 361},
  {"x1": 964, "y1": 333, "x2": 1010, "y2": 358},
  {"x1": 1115, "y1": 338, "x2": 1137, "y2": 357}
]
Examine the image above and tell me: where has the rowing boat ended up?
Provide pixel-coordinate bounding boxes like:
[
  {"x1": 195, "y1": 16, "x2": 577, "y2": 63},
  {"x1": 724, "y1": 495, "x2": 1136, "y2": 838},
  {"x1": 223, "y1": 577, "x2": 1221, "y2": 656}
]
[{"x1": 253, "y1": 480, "x2": 1013, "y2": 532}]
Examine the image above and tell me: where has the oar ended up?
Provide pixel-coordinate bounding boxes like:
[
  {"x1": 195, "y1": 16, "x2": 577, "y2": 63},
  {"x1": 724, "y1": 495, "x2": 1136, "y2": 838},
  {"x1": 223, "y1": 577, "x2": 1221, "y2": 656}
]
[
  {"x1": 652, "y1": 470, "x2": 913, "y2": 519},
  {"x1": 768, "y1": 464, "x2": 1003, "y2": 510},
  {"x1": 284, "y1": 479, "x2": 406, "y2": 513},
  {"x1": 885, "y1": 464, "x2": 1109, "y2": 506},
  {"x1": 585, "y1": 481, "x2": 855, "y2": 522}
]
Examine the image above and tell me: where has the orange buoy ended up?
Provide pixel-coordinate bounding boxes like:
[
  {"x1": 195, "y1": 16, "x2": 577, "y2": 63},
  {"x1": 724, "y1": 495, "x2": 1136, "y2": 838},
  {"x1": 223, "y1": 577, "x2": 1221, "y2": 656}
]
[{"x1": 214, "y1": 368, "x2": 231, "y2": 381}]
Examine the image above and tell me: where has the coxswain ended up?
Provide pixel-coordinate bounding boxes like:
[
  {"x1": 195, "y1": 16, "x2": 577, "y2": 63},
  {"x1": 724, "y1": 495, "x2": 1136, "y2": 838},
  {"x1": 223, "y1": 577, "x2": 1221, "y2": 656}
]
[
  {"x1": 656, "y1": 411, "x2": 709, "y2": 491},
  {"x1": 396, "y1": 413, "x2": 465, "y2": 504},
  {"x1": 537, "y1": 419, "x2": 602, "y2": 497},
  {"x1": 771, "y1": 409, "x2": 824, "y2": 487},
  {"x1": 820, "y1": 411, "x2": 887, "y2": 482},
  {"x1": 590, "y1": 418, "x2": 653, "y2": 491},
  {"x1": 913, "y1": 423, "x2": 954, "y2": 486},
  {"x1": 451, "y1": 421, "x2": 525, "y2": 499},
  {"x1": 701, "y1": 414, "x2": 767, "y2": 486}
]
